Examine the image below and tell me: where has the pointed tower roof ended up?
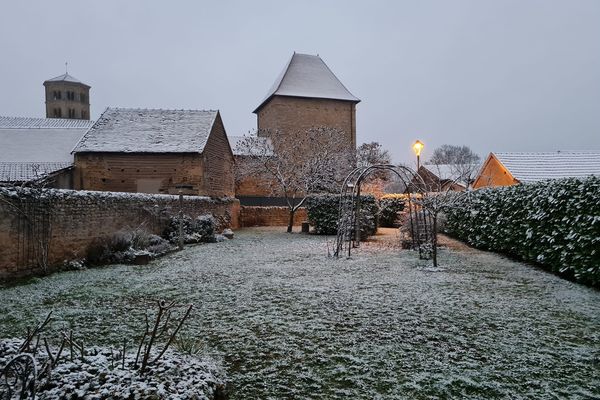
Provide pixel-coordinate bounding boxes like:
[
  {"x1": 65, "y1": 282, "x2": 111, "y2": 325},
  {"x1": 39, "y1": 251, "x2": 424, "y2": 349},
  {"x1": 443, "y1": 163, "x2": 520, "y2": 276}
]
[
  {"x1": 253, "y1": 53, "x2": 360, "y2": 113},
  {"x1": 44, "y1": 73, "x2": 90, "y2": 88}
]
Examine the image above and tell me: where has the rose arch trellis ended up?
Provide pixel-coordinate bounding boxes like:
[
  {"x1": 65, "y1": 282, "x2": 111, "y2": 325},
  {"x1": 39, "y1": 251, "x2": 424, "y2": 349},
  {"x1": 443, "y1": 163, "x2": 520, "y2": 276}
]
[{"x1": 333, "y1": 164, "x2": 433, "y2": 258}]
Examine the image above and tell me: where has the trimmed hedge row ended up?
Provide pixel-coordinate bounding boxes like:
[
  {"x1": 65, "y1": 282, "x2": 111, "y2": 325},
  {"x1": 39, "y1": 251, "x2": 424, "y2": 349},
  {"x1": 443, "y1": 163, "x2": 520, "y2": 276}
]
[
  {"x1": 378, "y1": 194, "x2": 406, "y2": 227},
  {"x1": 305, "y1": 194, "x2": 378, "y2": 238},
  {"x1": 444, "y1": 177, "x2": 600, "y2": 287}
]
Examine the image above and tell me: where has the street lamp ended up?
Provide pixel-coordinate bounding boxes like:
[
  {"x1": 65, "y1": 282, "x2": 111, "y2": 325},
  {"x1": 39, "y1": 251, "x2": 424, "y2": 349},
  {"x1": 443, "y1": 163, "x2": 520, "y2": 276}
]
[{"x1": 412, "y1": 140, "x2": 424, "y2": 170}]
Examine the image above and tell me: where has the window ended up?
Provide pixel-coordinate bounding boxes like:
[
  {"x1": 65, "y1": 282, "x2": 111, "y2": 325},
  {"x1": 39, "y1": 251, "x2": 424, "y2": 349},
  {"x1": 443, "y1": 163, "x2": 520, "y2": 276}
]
[
  {"x1": 53, "y1": 91, "x2": 62, "y2": 100},
  {"x1": 80, "y1": 93, "x2": 86, "y2": 103},
  {"x1": 53, "y1": 108, "x2": 62, "y2": 118},
  {"x1": 67, "y1": 91, "x2": 75, "y2": 101},
  {"x1": 68, "y1": 108, "x2": 76, "y2": 118},
  {"x1": 81, "y1": 110, "x2": 87, "y2": 119}
]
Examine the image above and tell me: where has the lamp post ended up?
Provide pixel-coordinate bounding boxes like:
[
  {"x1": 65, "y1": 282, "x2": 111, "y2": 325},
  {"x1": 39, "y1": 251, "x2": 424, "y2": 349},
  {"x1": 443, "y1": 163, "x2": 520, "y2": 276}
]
[{"x1": 412, "y1": 140, "x2": 424, "y2": 170}]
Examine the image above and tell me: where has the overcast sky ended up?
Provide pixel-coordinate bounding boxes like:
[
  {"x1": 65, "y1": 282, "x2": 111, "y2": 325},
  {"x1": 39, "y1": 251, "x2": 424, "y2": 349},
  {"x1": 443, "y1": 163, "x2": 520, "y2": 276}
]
[{"x1": 1, "y1": 0, "x2": 599, "y2": 165}]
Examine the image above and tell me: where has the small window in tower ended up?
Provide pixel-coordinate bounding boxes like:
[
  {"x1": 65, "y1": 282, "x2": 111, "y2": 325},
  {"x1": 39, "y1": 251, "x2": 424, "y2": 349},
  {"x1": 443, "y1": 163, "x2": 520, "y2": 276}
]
[
  {"x1": 68, "y1": 109, "x2": 76, "y2": 118},
  {"x1": 53, "y1": 108, "x2": 62, "y2": 118},
  {"x1": 80, "y1": 93, "x2": 86, "y2": 103},
  {"x1": 81, "y1": 110, "x2": 87, "y2": 119}
]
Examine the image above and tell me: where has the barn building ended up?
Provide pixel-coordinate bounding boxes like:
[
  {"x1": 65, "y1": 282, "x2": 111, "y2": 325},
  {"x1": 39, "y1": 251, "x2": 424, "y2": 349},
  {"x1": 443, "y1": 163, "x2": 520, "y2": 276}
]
[
  {"x1": 72, "y1": 108, "x2": 235, "y2": 197},
  {"x1": 473, "y1": 151, "x2": 600, "y2": 188}
]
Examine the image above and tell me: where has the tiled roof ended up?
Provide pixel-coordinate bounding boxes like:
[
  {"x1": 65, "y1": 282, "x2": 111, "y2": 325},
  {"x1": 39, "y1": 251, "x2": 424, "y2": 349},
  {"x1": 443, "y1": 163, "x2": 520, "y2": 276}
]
[
  {"x1": 0, "y1": 116, "x2": 95, "y2": 129},
  {"x1": 228, "y1": 135, "x2": 273, "y2": 156},
  {"x1": 254, "y1": 53, "x2": 360, "y2": 113},
  {"x1": 494, "y1": 151, "x2": 600, "y2": 182},
  {"x1": 73, "y1": 108, "x2": 219, "y2": 153},
  {"x1": 0, "y1": 118, "x2": 90, "y2": 163},
  {"x1": 44, "y1": 73, "x2": 89, "y2": 87},
  {"x1": 0, "y1": 162, "x2": 72, "y2": 182}
]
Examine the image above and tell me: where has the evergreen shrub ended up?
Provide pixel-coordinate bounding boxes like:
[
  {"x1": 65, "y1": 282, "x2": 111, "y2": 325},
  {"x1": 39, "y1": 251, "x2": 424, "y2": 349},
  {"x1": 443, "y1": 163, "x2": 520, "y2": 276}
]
[
  {"x1": 378, "y1": 194, "x2": 406, "y2": 227},
  {"x1": 444, "y1": 176, "x2": 600, "y2": 286},
  {"x1": 306, "y1": 194, "x2": 379, "y2": 238}
]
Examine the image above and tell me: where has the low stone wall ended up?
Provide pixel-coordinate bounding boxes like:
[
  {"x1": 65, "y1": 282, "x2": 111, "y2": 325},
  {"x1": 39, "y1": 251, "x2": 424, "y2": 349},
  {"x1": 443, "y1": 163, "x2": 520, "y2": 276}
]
[
  {"x1": 239, "y1": 206, "x2": 307, "y2": 227},
  {"x1": 0, "y1": 187, "x2": 239, "y2": 280}
]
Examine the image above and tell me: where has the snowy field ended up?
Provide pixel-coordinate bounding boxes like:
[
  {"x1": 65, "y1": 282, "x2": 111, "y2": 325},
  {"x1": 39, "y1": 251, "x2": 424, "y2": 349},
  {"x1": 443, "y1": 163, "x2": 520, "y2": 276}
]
[{"x1": 1, "y1": 227, "x2": 599, "y2": 399}]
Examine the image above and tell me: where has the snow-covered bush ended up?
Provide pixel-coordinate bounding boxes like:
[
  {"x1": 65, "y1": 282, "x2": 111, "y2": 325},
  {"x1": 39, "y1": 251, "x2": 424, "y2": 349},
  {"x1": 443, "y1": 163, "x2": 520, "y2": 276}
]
[
  {"x1": 306, "y1": 194, "x2": 378, "y2": 238},
  {"x1": 85, "y1": 229, "x2": 173, "y2": 266},
  {"x1": 444, "y1": 176, "x2": 600, "y2": 286},
  {"x1": 378, "y1": 194, "x2": 406, "y2": 227},
  {"x1": 162, "y1": 214, "x2": 217, "y2": 244},
  {"x1": 0, "y1": 338, "x2": 225, "y2": 399}
]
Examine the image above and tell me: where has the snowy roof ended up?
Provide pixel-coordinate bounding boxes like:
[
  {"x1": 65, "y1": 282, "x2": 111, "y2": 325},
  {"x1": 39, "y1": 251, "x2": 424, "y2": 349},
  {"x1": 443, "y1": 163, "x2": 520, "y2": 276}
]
[
  {"x1": 254, "y1": 53, "x2": 360, "y2": 113},
  {"x1": 0, "y1": 117, "x2": 91, "y2": 163},
  {"x1": 229, "y1": 135, "x2": 273, "y2": 156},
  {"x1": 494, "y1": 151, "x2": 600, "y2": 182},
  {"x1": 73, "y1": 108, "x2": 219, "y2": 154},
  {"x1": 0, "y1": 162, "x2": 72, "y2": 182},
  {"x1": 0, "y1": 116, "x2": 94, "y2": 129},
  {"x1": 44, "y1": 73, "x2": 90, "y2": 87}
]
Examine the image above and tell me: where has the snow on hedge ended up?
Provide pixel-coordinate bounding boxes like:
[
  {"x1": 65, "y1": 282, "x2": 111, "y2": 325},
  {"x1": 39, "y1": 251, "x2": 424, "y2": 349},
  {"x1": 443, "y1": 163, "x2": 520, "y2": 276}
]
[
  {"x1": 444, "y1": 176, "x2": 600, "y2": 286},
  {"x1": 0, "y1": 338, "x2": 224, "y2": 399}
]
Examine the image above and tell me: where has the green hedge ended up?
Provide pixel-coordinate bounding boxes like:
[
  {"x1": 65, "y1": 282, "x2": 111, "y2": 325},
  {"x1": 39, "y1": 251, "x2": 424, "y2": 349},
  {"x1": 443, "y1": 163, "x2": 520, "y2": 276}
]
[
  {"x1": 378, "y1": 194, "x2": 406, "y2": 227},
  {"x1": 306, "y1": 194, "x2": 378, "y2": 238},
  {"x1": 444, "y1": 176, "x2": 600, "y2": 286}
]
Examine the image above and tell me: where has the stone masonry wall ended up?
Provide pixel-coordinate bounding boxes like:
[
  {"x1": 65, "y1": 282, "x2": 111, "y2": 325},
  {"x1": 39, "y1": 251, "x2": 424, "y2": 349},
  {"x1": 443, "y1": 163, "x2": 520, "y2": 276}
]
[
  {"x1": 256, "y1": 96, "x2": 356, "y2": 148},
  {"x1": 0, "y1": 187, "x2": 239, "y2": 280},
  {"x1": 239, "y1": 206, "x2": 307, "y2": 227}
]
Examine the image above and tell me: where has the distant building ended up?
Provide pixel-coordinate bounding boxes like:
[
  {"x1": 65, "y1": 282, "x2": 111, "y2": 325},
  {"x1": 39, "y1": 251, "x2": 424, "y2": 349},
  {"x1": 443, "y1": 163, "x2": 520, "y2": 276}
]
[
  {"x1": 72, "y1": 108, "x2": 235, "y2": 196},
  {"x1": 0, "y1": 116, "x2": 94, "y2": 187},
  {"x1": 236, "y1": 53, "x2": 360, "y2": 204},
  {"x1": 43, "y1": 73, "x2": 91, "y2": 120},
  {"x1": 253, "y1": 52, "x2": 360, "y2": 148},
  {"x1": 408, "y1": 164, "x2": 474, "y2": 193},
  {"x1": 473, "y1": 151, "x2": 600, "y2": 189}
]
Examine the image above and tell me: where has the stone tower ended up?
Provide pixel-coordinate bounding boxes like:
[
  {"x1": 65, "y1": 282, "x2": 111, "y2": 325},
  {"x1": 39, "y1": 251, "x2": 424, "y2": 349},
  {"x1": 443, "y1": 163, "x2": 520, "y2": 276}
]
[
  {"x1": 253, "y1": 53, "x2": 360, "y2": 148},
  {"x1": 43, "y1": 72, "x2": 91, "y2": 120}
]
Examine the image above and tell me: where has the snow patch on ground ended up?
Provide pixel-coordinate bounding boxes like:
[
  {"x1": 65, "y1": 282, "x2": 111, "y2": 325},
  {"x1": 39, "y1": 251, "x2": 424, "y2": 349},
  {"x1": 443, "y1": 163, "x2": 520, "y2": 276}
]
[{"x1": 1, "y1": 228, "x2": 599, "y2": 399}]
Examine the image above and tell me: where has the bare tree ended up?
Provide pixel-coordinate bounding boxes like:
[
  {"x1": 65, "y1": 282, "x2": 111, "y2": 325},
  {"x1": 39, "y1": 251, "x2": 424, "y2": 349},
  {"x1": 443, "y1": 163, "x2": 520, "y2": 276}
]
[
  {"x1": 428, "y1": 144, "x2": 481, "y2": 189},
  {"x1": 236, "y1": 127, "x2": 354, "y2": 233},
  {"x1": 355, "y1": 142, "x2": 392, "y2": 194},
  {"x1": 414, "y1": 187, "x2": 461, "y2": 267},
  {"x1": 356, "y1": 142, "x2": 391, "y2": 169}
]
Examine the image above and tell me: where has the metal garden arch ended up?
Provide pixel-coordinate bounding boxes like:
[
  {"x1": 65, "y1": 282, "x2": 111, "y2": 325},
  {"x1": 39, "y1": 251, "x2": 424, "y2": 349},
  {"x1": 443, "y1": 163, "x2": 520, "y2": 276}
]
[{"x1": 333, "y1": 164, "x2": 433, "y2": 258}]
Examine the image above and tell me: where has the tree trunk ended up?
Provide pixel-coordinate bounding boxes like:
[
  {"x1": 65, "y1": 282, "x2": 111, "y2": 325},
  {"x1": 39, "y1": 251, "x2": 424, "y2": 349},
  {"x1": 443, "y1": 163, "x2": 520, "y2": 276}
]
[{"x1": 287, "y1": 209, "x2": 295, "y2": 233}]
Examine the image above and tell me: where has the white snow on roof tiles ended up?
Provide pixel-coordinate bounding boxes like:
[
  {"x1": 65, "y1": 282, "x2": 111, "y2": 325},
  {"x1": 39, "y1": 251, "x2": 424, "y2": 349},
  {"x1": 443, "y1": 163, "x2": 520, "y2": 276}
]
[
  {"x1": 0, "y1": 162, "x2": 72, "y2": 182},
  {"x1": 0, "y1": 117, "x2": 90, "y2": 163},
  {"x1": 73, "y1": 108, "x2": 218, "y2": 154},
  {"x1": 494, "y1": 151, "x2": 600, "y2": 182},
  {"x1": 254, "y1": 53, "x2": 360, "y2": 112},
  {"x1": 44, "y1": 73, "x2": 87, "y2": 85},
  {"x1": 0, "y1": 116, "x2": 94, "y2": 129}
]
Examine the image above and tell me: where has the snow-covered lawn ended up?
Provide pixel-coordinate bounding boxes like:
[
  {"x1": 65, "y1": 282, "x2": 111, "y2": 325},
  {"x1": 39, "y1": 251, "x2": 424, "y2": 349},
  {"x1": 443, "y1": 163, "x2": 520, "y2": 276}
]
[{"x1": 1, "y1": 227, "x2": 599, "y2": 399}]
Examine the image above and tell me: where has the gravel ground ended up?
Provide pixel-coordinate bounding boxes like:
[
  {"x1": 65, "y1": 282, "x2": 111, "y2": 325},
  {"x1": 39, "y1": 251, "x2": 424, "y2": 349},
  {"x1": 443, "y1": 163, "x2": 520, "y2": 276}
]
[{"x1": 1, "y1": 227, "x2": 599, "y2": 399}]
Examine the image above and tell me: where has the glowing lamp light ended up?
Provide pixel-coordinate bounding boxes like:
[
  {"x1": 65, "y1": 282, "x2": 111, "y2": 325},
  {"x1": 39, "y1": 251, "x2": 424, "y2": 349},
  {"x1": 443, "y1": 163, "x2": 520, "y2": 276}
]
[{"x1": 412, "y1": 140, "x2": 424, "y2": 157}]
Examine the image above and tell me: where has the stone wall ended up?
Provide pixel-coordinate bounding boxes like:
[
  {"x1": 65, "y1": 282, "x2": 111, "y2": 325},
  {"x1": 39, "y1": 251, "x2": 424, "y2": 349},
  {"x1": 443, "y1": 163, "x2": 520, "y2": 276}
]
[
  {"x1": 0, "y1": 187, "x2": 239, "y2": 280},
  {"x1": 239, "y1": 206, "x2": 307, "y2": 227},
  {"x1": 256, "y1": 96, "x2": 356, "y2": 148},
  {"x1": 44, "y1": 81, "x2": 90, "y2": 120}
]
